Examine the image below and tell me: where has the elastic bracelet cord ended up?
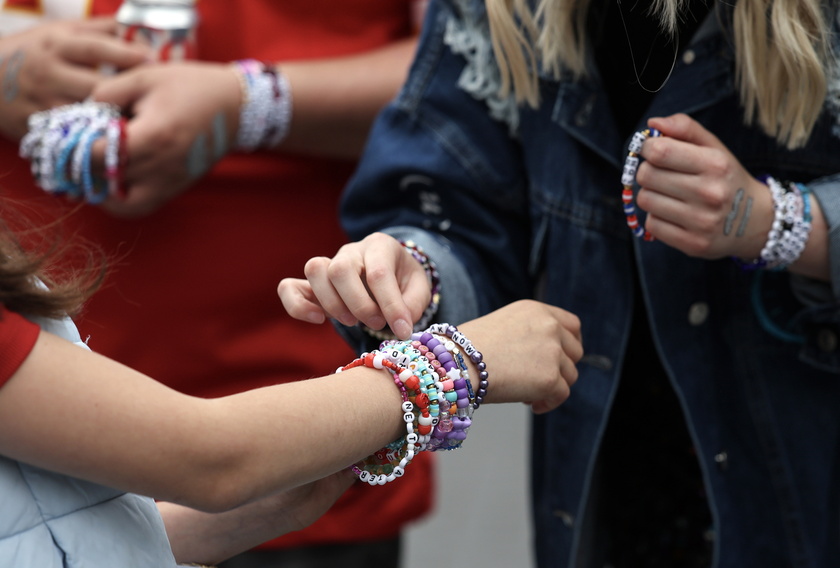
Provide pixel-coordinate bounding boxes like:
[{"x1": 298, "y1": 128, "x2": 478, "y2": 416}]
[
  {"x1": 231, "y1": 59, "x2": 292, "y2": 152},
  {"x1": 363, "y1": 240, "x2": 441, "y2": 341}
]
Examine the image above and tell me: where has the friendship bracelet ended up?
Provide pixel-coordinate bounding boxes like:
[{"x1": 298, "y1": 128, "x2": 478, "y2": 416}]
[
  {"x1": 231, "y1": 59, "x2": 293, "y2": 152},
  {"x1": 338, "y1": 352, "x2": 419, "y2": 485},
  {"x1": 20, "y1": 101, "x2": 125, "y2": 204},
  {"x1": 621, "y1": 127, "x2": 661, "y2": 241},
  {"x1": 733, "y1": 176, "x2": 812, "y2": 271},
  {"x1": 425, "y1": 323, "x2": 488, "y2": 409}
]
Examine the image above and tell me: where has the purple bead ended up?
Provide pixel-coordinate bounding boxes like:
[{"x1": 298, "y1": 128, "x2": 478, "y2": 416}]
[
  {"x1": 479, "y1": 371, "x2": 489, "y2": 381},
  {"x1": 453, "y1": 378, "x2": 466, "y2": 389},
  {"x1": 437, "y1": 352, "x2": 453, "y2": 365},
  {"x1": 470, "y1": 351, "x2": 483, "y2": 364},
  {"x1": 456, "y1": 398, "x2": 470, "y2": 408},
  {"x1": 477, "y1": 361, "x2": 486, "y2": 371},
  {"x1": 419, "y1": 332, "x2": 434, "y2": 343}
]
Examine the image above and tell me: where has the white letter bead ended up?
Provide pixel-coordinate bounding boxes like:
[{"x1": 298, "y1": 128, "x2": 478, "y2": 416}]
[{"x1": 629, "y1": 132, "x2": 646, "y2": 153}]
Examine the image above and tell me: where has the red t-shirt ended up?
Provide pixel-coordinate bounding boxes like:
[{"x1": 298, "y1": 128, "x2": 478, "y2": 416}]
[
  {"x1": 0, "y1": 306, "x2": 40, "y2": 388},
  {"x1": 0, "y1": 0, "x2": 433, "y2": 549}
]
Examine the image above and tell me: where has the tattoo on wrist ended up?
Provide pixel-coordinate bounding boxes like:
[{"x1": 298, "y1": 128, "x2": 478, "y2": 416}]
[
  {"x1": 736, "y1": 196, "x2": 753, "y2": 237},
  {"x1": 724, "y1": 187, "x2": 745, "y2": 236},
  {"x1": 2, "y1": 49, "x2": 24, "y2": 102}
]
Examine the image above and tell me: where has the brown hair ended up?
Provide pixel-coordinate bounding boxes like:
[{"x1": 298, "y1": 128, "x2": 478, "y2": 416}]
[{"x1": 0, "y1": 200, "x2": 105, "y2": 319}]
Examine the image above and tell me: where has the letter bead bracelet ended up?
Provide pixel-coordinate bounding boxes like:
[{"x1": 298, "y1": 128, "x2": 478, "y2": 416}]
[
  {"x1": 337, "y1": 325, "x2": 487, "y2": 484},
  {"x1": 621, "y1": 127, "x2": 661, "y2": 241}
]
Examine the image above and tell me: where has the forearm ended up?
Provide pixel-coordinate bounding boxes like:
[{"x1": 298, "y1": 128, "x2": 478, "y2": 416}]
[
  {"x1": 158, "y1": 470, "x2": 355, "y2": 566},
  {"x1": 0, "y1": 330, "x2": 404, "y2": 512},
  {"x1": 269, "y1": 37, "x2": 418, "y2": 159}
]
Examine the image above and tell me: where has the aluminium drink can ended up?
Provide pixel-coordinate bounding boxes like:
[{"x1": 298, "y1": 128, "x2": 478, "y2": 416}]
[{"x1": 115, "y1": 0, "x2": 198, "y2": 62}]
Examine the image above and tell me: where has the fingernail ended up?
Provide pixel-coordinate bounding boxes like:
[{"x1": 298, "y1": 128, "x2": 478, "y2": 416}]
[
  {"x1": 393, "y1": 319, "x2": 412, "y2": 339},
  {"x1": 304, "y1": 311, "x2": 325, "y2": 324}
]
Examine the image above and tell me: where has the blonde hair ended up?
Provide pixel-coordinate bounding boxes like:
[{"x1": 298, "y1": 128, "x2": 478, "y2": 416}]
[{"x1": 486, "y1": 0, "x2": 832, "y2": 149}]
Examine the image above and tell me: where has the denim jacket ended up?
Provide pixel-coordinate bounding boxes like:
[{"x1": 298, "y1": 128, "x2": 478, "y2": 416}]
[{"x1": 340, "y1": 0, "x2": 840, "y2": 566}]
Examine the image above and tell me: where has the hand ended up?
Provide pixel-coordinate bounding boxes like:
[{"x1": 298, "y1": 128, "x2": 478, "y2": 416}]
[
  {"x1": 89, "y1": 60, "x2": 243, "y2": 216},
  {"x1": 0, "y1": 18, "x2": 148, "y2": 141},
  {"x1": 278, "y1": 232, "x2": 431, "y2": 339},
  {"x1": 160, "y1": 470, "x2": 355, "y2": 565},
  {"x1": 635, "y1": 113, "x2": 774, "y2": 260},
  {"x1": 458, "y1": 299, "x2": 583, "y2": 414}
]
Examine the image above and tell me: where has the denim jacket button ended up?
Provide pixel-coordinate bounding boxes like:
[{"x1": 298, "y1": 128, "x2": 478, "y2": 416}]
[
  {"x1": 688, "y1": 302, "x2": 709, "y2": 326},
  {"x1": 682, "y1": 49, "x2": 696, "y2": 65},
  {"x1": 816, "y1": 328, "x2": 839, "y2": 352},
  {"x1": 553, "y1": 509, "x2": 575, "y2": 528}
]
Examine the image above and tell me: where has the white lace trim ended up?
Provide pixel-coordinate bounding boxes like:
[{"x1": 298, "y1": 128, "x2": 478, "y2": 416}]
[{"x1": 443, "y1": 0, "x2": 519, "y2": 135}]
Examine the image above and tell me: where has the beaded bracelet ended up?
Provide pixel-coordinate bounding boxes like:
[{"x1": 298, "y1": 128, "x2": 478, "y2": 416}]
[
  {"x1": 621, "y1": 127, "x2": 661, "y2": 241},
  {"x1": 231, "y1": 59, "x2": 293, "y2": 152},
  {"x1": 337, "y1": 352, "x2": 420, "y2": 485},
  {"x1": 363, "y1": 240, "x2": 441, "y2": 341},
  {"x1": 19, "y1": 101, "x2": 125, "y2": 204},
  {"x1": 733, "y1": 176, "x2": 812, "y2": 271},
  {"x1": 425, "y1": 323, "x2": 488, "y2": 409}
]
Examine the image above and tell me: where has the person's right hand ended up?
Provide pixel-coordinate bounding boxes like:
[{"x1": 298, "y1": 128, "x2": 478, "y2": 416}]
[
  {"x1": 0, "y1": 17, "x2": 148, "y2": 141},
  {"x1": 278, "y1": 232, "x2": 431, "y2": 340},
  {"x1": 457, "y1": 299, "x2": 583, "y2": 414}
]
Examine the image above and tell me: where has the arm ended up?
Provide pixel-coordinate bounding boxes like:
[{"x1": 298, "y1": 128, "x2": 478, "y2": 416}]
[
  {"x1": 87, "y1": 37, "x2": 418, "y2": 217},
  {"x1": 0, "y1": 299, "x2": 580, "y2": 513},
  {"x1": 158, "y1": 471, "x2": 354, "y2": 565}
]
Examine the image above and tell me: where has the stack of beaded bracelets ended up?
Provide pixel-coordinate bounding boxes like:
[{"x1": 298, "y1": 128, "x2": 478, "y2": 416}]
[
  {"x1": 734, "y1": 175, "x2": 813, "y2": 270},
  {"x1": 337, "y1": 323, "x2": 487, "y2": 485},
  {"x1": 19, "y1": 101, "x2": 127, "y2": 204},
  {"x1": 231, "y1": 59, "x2": 292, "y2": 151},
  {"x1": 621, "y1": 127, "x2": 661, "y2": 241},
  {"x1": 362, "y1": 240, "x2": 441, "y2": 341}
]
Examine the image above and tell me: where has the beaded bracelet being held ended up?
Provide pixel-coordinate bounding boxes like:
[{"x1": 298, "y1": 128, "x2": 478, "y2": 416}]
[{"x1": 621, "y1": 128, "x2": 813, "y2": 269}]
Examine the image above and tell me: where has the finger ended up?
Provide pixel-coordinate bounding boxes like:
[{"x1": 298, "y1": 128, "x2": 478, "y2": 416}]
[
  {"x1": 47, "y1": 64, "x2": 103, "y2": 102},
  {"x1": 362, "y1": 244, "x2": 423, "y2": 339},
  {"x1": 639, "y1": 135, "x2": 719, "y2": 177},
  {"x1": 89, "y1": 66, "x2": 149, "y2": 109},
  {"x1": 648, "y1": 113, "x2": 727, "y2": 151},
  {"x1": 643, "y1": 213, "x2": 706, "y2": 256},
  {"x1": 307, "y1": 256, "x2": 367, "y2": 327},
  {"x1": 277, "y1": 278, "x2": 328, "y2": 324},
  {"x1": 73, "y1": 16, "x2": 120, "y2": 35},
  {"x1": 59, "y1": 34, "x2": 150, "y2": 70},
  {"x1": 635, "y1": 160, "x2": 700, "y2": 201}
]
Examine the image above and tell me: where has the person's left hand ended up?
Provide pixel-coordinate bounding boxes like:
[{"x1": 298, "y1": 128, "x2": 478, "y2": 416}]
[
  {"x1": 635, "y1": 113, "x2": 774, "y2": 260},
  {"x1": 161, "y1": 470, "x2": 355, "y2": 566},
  {"x1": 89, "y1": 60, "x2": 243, "y2": 217}
]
